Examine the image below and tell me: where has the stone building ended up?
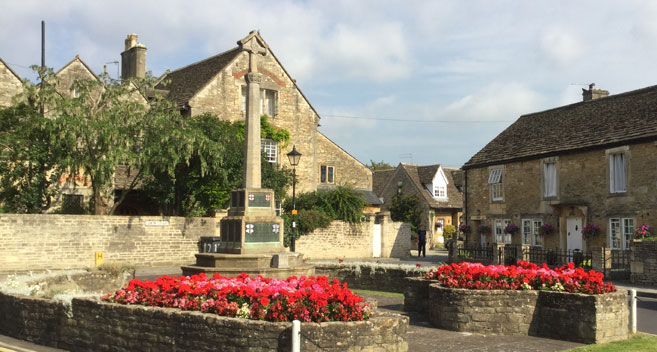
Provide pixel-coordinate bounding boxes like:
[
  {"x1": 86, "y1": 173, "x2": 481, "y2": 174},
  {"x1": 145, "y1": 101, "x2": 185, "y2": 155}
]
[
  {"x1": 373, "y1": 163, "x2": 463, "y2": 246},
  {"x1": 0, "y1": 31, "x2": 373, "y2": 213},
  {"x1": 0, "y1": 58, "x2": 23, "y2": 107},
  {"x1": 462, "y1": 84, "x2": 657, "y2": 252},
  {"x1": 152, "y1": 31, "x2": 372, "y2": 196}
]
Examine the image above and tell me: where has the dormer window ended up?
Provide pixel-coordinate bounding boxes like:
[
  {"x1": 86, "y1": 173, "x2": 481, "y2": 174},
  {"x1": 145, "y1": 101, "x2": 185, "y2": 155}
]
[{"x1": 434, "y1": 185, "x2": 446, "y2": 199}]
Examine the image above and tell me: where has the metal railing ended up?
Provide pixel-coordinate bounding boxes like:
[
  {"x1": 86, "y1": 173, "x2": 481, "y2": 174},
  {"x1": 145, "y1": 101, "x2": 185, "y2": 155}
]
[
  {"x1": 458, "y1": 244, "x2": 494, "y2": 263},
  {"x1": 457, "y1": 244, "x2": 591, "y2": 269}
]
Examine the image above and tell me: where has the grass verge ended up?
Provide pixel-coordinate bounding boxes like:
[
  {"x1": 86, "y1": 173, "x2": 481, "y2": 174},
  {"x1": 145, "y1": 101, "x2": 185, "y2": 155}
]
[
  {"x1": 352, "y1": 289, "x2": 404, "y2": 299},
  {"x1": 567, "y1": 333, "x2": 657, "y2": 351}
]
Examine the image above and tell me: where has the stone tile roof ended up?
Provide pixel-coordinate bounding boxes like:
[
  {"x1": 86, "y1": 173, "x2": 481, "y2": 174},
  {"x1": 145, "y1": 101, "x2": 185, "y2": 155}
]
[
  {"x1": 463, "y1": 84, "x2": 657, "y2": 169},
  {"x1": 372, "y1": 169, "x2": 396, "y2": 196},
  {"x1": 155, "y1": 48, "x2": 241, "y2": 105},
  {"x1": 401, "y1": 164, "x2": 462, "y2": 210}
]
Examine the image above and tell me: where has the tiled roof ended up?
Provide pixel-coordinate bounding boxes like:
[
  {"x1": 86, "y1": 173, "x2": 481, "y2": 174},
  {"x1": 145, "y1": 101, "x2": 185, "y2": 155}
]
[
  {"x1": 417, "y1": 165, "x2": 439, "y2": 184},
  {"x1": 372, "y1": 169, "x2": 396, "y2": 196},
  {"x1": 155, "y1": 48, "x2": 241, "y2": 105},
  {"x1": 463, "y1": 84, "x2": 657, "y2": 169},
  {"x1": 401, "y1": 164, "x2": 462, "y2": 210}
]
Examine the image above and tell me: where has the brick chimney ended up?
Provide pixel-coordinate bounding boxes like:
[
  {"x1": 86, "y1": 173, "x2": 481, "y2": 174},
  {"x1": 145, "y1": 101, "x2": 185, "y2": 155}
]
[
  {"x1": 121, "y1": 34, "x2": 146, "y2": 79},
  {"x1": 582, "y1": 83, "x2": 609, "y2": 102}
]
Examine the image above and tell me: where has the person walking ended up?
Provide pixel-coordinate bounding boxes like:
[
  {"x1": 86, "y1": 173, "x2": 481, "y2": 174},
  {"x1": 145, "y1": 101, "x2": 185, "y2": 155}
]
[{"x1": 417, "y1": 224, "x2": 427, "y2": 257}]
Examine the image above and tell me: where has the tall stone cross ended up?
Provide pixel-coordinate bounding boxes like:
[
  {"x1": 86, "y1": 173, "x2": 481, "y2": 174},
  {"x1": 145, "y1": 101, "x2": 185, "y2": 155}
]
[{"x1": 240, "y1": 33, "x2": 267, "y2": 189}]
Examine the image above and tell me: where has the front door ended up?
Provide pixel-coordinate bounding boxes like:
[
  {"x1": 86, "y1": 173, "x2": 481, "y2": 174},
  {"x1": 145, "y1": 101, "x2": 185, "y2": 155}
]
[{"x1": 567, "y1": 217, "x2": 583, "y2": 251}]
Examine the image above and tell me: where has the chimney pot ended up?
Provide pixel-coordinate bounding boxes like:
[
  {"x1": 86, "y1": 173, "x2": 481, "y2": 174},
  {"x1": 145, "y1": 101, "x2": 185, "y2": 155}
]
[{"x1": 121, "y1": 34, "x2": 147, "y2": 80}]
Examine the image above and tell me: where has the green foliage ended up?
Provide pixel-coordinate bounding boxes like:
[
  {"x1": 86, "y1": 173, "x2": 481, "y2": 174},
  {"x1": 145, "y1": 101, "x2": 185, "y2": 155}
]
[
  {"x1": 281, "y1": 210, "x2": 332, "y2": 247},
  {"x1": 367, "y1": 160, "x2": 394, "y2": 171},
  {"x1": 282, "y1": 187, "x2": 366, "y2": 246},
  {"x1": 0, "y1": 102, "x2": 69, "y2": 213},
  {"x1": 143, "y1": 114, "x2": 291, "y2": 217},
  {"x1": 443, "y1": 224, "x2": 457, "y2": 240},
  {"x1": 389, "y1": 194, "x2": 422, "y2": 232}
]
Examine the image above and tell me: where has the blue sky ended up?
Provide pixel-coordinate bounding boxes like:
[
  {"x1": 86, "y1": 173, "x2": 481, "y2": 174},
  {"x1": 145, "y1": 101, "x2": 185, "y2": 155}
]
[{"x1": 2, "y1": 0, "x2": 657, "y2": 168}]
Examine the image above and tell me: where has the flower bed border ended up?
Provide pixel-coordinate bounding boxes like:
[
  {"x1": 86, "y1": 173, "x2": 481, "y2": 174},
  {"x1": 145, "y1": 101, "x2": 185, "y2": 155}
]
[
  {"x1": 0, "y1": 290, "x2": 409, "y2": 351},
  {"x1": 403, "y1": 278, "x2": 628, "y2": 344}
]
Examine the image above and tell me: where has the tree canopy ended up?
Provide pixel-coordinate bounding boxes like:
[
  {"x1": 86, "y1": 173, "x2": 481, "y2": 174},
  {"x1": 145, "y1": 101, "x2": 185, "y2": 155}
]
[{"x1": 0, "y1": 66, "x2": 291, "y2": 216}]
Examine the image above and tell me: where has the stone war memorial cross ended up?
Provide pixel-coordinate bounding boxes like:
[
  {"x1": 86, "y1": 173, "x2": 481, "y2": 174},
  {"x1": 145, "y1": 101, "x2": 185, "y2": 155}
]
[{"x1": 182, "y1": 31, "x2": 314, "y2": 278}]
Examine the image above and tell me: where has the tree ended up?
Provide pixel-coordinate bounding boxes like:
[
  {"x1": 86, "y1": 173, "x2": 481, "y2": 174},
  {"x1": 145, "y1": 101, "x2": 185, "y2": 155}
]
[
  {"x1": 368, "y1": 160, "x2": 394, "y2": 171},
  {"x1": 143, "y1": 115, "x2": 291, "y2": 217},
  {"x1": 389, "y1": 194, "x2": 422, "y2": 232},
  {"x1": 0, "y1": 103, "x2": 69, "y2": 213}
]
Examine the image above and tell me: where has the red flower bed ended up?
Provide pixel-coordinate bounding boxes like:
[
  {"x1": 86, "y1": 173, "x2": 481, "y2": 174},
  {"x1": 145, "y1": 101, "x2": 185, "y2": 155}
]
[
  {"x1": 102, "y1": 273, "x2": 370, "y2": 322},
  {"x1": 426, "y1": 261, "x2": 615, "y2": 294}
]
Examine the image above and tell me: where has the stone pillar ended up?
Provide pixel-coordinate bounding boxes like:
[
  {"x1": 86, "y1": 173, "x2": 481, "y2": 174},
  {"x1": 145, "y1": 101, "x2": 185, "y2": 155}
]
[
  {"x1": 591, "y1": 246, "x2": 611, "y2": 273},
  {"x1": 492, "y1": 243, "x2": 505, "y2": 265},
  {"x1": 448, "y1": 240, "x2": 463, "y2": 263},
  {"x1": 244, "y1": 71, "x2": 262, "y2": 189},
  {"x1": 520, "y1": 244, "x2": 531, "y2": 262}
]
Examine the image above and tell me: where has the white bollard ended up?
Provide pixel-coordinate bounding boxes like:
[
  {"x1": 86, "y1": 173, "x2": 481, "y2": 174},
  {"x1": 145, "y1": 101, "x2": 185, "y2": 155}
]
[
  {"x1": 292, "y1": 319, "x2": 301, "y2": 352},
  {"x1": 630, "y1": 289, "x2": 637, "y2": 333}
]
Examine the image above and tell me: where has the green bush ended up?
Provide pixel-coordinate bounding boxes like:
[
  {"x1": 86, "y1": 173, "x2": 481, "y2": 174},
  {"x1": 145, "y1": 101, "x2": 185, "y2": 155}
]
[
  {"x1": 282, "y1": 209, "x2": 332, "y2": 247},
  {"x1": 389, "y1": 194, "x2": 422, "y2": 232},
  {"x1": 281, "y1": 187, "x2": 365, "y2": 247},
  {"x1": 443, "y1": 224, "x2": 456, "y2": 240}
]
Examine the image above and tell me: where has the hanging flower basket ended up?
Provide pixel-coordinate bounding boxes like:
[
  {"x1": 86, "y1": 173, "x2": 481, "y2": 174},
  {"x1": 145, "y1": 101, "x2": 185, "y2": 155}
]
[
  {"x1": 459, "y1": 223, "x2": 472, "y2": 234},
  {"x1": 634, "y1": 225, "x2": 653, "y2": 240},
  {"x1": 583, "y1": 223, "x2": 601, "y2": 239},
  {"x1": 504, "y1": 223, "x2": 520, "y2": 236},
  {"x1": 539, "y1": 223, "x2": 555, "y2": 236}
]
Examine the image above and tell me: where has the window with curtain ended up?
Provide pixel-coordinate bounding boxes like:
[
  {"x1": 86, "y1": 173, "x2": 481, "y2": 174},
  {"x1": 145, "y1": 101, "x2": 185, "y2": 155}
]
[
  {"x1": 543, "y1": 162, "x2": 557, "y2": 197},
  {"x1": 609, "y1": 153, "x2": 626, "y2": 193}
]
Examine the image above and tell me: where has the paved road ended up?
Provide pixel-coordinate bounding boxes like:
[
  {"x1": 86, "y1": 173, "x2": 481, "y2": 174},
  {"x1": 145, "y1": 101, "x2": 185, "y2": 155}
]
[{"x1": 638, "y1": 297, "x2": 657, "y2": 335}]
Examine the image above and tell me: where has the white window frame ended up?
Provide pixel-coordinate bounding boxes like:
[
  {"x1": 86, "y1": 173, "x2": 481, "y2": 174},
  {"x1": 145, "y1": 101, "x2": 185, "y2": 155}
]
[
  {"x1": 609, "y1": 217, "x2": 634, "y2": 250},
  {"x1": 261, "y1": 139, "x2": 277, "y2": 164},
  {"x1": 320, "y1": 165, "x2": 335, "y2": 184},
  {"x1": 495, "y1": 219, "x2": 511, "y2": 243},
  {"x1": 260, "y1": 88, "x2": 278, "y2": 117},
  {"x1": 433, "y1": 185, "x2": 446, "y2": 199},
  {"x1": 543, "y1": 161, "x2": 557, "y2": 198},
  {"x1": 522, "y1": 219, "x2": 544, "y2": 246},
  {"x1": 609, "y1": 152, "x2": 627, "y2": 193},
  {"x1": 488, "y1": 168, "x2": 504, "y2": 201}
]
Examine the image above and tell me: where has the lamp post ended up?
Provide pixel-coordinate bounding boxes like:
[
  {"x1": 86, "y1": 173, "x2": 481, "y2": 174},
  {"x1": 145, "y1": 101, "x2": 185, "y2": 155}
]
[{"x1": 286, "y1": 146, "x2": 302, "y2": 252}]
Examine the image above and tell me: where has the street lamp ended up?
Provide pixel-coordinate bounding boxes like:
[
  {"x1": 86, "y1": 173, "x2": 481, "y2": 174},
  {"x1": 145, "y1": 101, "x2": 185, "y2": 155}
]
[{"x1": 286, "y1": 145, "x2": 302, "y2": 252}]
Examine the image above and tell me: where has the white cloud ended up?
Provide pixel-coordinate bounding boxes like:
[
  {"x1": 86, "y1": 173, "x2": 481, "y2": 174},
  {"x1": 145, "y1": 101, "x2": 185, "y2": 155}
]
[
  {"x1": 442, "y1": 82, "x2": 544, "y2": 121},
  {"x1": 540, "y1": 27, "x2": 585, "y2": 65}
]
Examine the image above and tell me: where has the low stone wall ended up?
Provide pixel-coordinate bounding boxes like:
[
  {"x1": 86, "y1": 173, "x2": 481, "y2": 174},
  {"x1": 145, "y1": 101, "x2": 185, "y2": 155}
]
[
  {"x1": 296, "y1": 217, "x2": 411, "y2": 260},
  {"x1": 0, "y1": 214, "x2": 215, "y2": 273},
  {"x1": 631, "y1": 240, "x2": 657, "y2": 286},
  {"x1": 0, "y1": 291, "x2": 408, "y2": 352},
  {"x1": 314, "y1": 264, "x2": 428, "y2": 293},
  {"x1": 403, "y1": 280, "x2": 628, "y2": 344}
]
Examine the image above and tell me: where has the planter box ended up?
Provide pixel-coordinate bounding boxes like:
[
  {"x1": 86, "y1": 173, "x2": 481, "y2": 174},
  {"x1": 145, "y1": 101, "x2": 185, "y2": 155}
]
[
  {"x1": 0, "y1": 291, "x2": 409, "y2": 352},
  {"x1": 404, "y1": 280, "x2": 628, "y2": 344}
]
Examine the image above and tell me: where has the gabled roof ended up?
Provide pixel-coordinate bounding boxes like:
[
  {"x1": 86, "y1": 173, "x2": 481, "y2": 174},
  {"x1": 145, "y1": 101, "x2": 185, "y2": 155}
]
[
  {"x1": 55, "y1": 55, "x2": 99, "y2": 80},
  {"x1": 155, "y1": 47, "x2": 241, "y2": 105},
  {"x1": 463, "y1": 84, "x2": 657, "y2": 169},
  {"x1": 0, "y1": 58, "x2": 22, "y2": 82},
  {"x1": 399, "y1": 163, "x2": 462, "y2": 210},
  {"x1": 154, "y1": 30, "x2": 322, "y2": 121},
  {"x1": 372, "y1": 168, "x2": 396, "y2": 196}
]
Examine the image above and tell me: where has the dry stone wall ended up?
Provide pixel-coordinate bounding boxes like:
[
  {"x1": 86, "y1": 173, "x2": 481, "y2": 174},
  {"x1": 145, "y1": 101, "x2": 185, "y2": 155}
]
[
  {"x1": 631, "y1": 240, "x2": 657, "y2": 286},
  {"x1": 0, "y1": 291, "x2": 409, "y2": 352},
  {"x1": 403, "y1": 282, "x2": 628, "y2": 344},
  {"x1": 0, "y1": 214, "x2": 215, "y2": 273}
]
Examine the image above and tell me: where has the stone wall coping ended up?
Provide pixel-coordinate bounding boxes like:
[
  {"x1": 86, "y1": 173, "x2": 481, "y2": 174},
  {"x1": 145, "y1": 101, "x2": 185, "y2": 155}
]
[{"x1": 429, "y1": 283, "x2": 628, "y2": 299}]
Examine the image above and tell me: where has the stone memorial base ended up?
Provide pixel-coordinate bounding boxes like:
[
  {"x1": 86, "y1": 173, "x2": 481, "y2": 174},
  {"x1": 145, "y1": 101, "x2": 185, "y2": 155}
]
[{"x1": 181, "y1": 252, "x2": 315, "y2": 279}]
